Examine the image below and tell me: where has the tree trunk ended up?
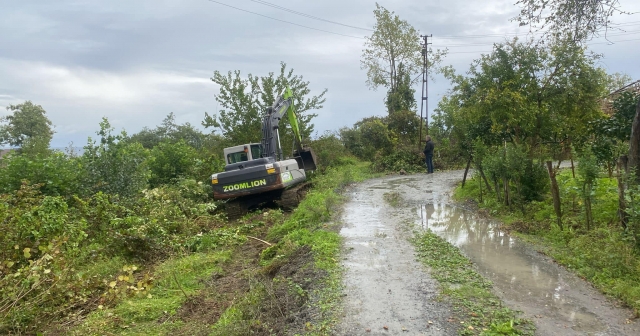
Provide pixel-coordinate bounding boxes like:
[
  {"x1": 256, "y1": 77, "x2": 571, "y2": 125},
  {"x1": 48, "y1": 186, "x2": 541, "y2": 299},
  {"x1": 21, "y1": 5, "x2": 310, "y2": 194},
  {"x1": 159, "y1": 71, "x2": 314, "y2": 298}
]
[
  {"x1": 616, "y1": 157, "x2": 628, "y2": 230},
  {"x1": 570, "y1": 156, "x2": 576, "y2": 179},
  {"x1": 461, "y1": 157, "x2": 472, "y2": 188},
  {"x1": 504, "y1": 177, "x2": 511, "y2": 207},
  {"x1": 478, "y1": 167, "x2": 492, "y2": 193},
  {"x1": 584, "y1": 182, "x2": 593, "y2": 231},
  {"x1": 627, "y1": 97, "x2": 640, "y2": 182},
  {"x1": 547, "y1": 161, "x2": 563, "y2": 230},
  {"x1": 494, "y1": 179, "x2": 502, "y2": 203},
  {"x1": 478, "y1": 173, "x2": 483, "y2": 203}
]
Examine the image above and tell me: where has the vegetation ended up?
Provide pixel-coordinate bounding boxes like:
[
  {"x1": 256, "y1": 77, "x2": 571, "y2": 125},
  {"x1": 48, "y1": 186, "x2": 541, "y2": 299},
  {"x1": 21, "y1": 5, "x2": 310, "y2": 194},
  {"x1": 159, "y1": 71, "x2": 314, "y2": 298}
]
[
  {"x1": 2, "y1": 0, "x2": 639, "y2": 333},
  {"x1": 414, "y1": 231, "x2": 534, "y2": 335},
  {"x1": 204, "y1": 62, "x2": 326, "y2": 148},
  {"x1": 0, "y1": 101, "x2": 54, "y2": 156},
  {"x1": 453, "y1": 89, "x2": 640, "y2": 314},
  {"x1": 0, "y1": 59, "x2": 370, "y2": 334}
]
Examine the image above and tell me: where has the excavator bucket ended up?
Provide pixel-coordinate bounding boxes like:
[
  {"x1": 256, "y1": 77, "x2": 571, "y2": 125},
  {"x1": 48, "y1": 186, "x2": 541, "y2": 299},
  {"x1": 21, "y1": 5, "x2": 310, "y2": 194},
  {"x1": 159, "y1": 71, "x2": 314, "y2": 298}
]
[{"x1": 295, "y1": 147, "x2": 318, "y2": 171}]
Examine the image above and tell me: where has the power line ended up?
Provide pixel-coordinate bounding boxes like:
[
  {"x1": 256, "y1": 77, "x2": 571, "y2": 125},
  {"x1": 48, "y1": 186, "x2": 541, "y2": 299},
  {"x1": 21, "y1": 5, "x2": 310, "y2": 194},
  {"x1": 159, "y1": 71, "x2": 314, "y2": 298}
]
[
  {"x1": 248, "y1": 0, "x2": 374, "y2": 31},
  {"x1": 205, "y1": 0, "x2": 366, "y2": 39},
  {"x1": 438, "y1": 22, "x2": 640, "y2": 40},
  {"x1": 434, "y1": 30, "x2": 640, "y2": 48}
]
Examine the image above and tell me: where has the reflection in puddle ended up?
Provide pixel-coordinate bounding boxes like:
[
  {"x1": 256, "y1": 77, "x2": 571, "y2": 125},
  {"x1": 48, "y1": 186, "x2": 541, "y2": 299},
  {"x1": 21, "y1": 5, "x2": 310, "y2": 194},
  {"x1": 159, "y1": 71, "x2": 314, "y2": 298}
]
[{"x1": 418, "y1": 204, "x2": 606, "y2": 334}]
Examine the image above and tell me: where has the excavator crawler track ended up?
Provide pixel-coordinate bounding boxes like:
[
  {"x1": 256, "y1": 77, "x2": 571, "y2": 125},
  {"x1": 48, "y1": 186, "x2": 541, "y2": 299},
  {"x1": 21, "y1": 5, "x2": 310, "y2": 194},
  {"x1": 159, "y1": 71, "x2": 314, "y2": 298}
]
[
  {"x1": 276, "y1": 182, "x2": 312, "y2": 210},
  {"x1": 223, "y1": 183, "x2": 313, "y2": 219}
]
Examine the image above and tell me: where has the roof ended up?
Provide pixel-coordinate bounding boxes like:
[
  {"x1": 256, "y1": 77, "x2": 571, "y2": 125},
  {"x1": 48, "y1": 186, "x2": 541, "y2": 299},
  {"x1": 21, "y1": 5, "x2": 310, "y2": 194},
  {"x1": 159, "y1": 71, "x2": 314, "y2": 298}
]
[{"x1": 601, "y1": 80, "x2": 640, "y2": 116}]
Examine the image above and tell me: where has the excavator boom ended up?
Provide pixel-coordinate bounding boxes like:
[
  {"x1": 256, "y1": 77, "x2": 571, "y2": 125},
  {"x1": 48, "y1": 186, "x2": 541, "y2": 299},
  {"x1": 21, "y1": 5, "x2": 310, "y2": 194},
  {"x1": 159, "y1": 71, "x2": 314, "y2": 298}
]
[{"x1": 261, "y1": 87, "x2": 317, "y2": 171}]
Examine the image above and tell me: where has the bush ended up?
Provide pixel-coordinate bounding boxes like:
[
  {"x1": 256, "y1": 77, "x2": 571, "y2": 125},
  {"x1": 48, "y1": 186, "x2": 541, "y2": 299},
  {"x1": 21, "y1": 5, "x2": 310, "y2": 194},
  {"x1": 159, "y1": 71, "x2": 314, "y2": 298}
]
[
  {"x1": 309, "y1": 132, "x2": 356, "y2": 171},
  {"x1": 0, "y1": 184, "x2": 89, "y2": 333},
  {"x1": 82, "y1": 119, "x2": 150, "y2": 198},
  {"x1": 372, "y1": 146, "x2": 424, "y2": 173},
  {"x1": 0, "y1": 151, "x2": 85, "y2": 197},
  {"x1": 148, "y1": 140, "x2": 199, "y2": 187}
]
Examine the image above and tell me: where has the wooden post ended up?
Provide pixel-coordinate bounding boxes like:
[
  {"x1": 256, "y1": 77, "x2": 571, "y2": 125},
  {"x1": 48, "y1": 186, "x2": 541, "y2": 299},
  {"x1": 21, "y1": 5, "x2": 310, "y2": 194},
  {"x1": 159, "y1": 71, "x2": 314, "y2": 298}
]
[
  {"x1": 570, "y1": 156, "x2": 576, "y2": 179},
  {"x1": 584, "y1": 182, "x2": 593, "y2": 231},
  {"x1": 461, "y1": 157, "x2": 472, "y2": 188},
  {"x1": 616, "y1": 157, "x2": 628, "y2": 230},
  {"x1": 546, "y1": 161, "x2": 563, "y2": 230},
  {"x1": 628, "y1": 98, "x2": 640, "y2": 182}
]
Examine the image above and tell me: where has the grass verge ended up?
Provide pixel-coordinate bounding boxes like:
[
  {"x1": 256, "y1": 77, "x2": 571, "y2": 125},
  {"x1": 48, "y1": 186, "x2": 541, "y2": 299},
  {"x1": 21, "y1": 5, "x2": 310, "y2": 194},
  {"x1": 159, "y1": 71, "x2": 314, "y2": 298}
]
[
  {"x1": 413, "y1": 230, "x2": 535, "y2": 336},
  {"x1": 454, "y1": 172, "x2": 640, "y2": 316},
  {"x1": 67, "y1": 162, "x2": 374, "y2": 335},
  {"x1": 207, "y1": 162, "x2": 374, "y2": 335}
]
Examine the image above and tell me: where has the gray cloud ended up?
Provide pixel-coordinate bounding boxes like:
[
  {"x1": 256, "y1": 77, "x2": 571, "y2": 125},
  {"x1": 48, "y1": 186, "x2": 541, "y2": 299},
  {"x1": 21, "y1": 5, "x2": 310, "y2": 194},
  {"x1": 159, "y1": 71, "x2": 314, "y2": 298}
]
[{"x1": 1, "y1": 0, "x2": 639, "y2": 147}]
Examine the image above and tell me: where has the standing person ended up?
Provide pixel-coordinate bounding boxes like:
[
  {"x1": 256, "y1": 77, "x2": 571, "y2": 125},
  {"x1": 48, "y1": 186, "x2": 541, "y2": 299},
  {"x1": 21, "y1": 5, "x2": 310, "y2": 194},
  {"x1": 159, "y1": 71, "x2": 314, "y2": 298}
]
[{"x1": 423, "y1": 135, "x2": 434, "y2": 174}]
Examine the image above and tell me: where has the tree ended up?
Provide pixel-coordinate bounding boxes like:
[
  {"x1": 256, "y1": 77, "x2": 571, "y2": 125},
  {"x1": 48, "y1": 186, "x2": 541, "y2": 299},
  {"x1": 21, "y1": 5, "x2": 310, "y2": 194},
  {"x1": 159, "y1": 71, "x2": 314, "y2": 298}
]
[
  {"x1": 361, "y1": 3, "x2": 446, "y2": 93},
  {"x1": 385, "y1": 63, "x2": 416, "y2": 114},
  {"x1": 148, "y1": 140, "x2": 198, "y2": 187},
  {"x1": 514, "y1": 0, "x2": 625, "y2": 42},
  {"x1": 442, "y1": 37, "x2": 606, "y2": 157},
  {"x1": 361, "y1": 4, "x2": 420, "y2": 92},
  {"x1": 82, "y1": 118, "x2": 150, "y2": 197},
  {"x1": 204, "y1": 62, "x2": 326, "y2": 149},
  {"x1": 0, "y1": 101, "x2": 54, "y2": 155},
  {"x1": 129, "y1": 113, "x2": 206, "y2": 150},
  {"x1": 605, "y1": 72, "x2": 633, "y2": 93}
]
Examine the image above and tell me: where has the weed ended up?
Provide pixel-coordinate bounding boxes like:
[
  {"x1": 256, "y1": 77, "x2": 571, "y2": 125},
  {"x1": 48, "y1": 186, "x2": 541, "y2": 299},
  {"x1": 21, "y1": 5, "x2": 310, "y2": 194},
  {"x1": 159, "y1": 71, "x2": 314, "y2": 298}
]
[
  {"x1": 413, "y1": 231, "x2": 534, "y2": 335},
  {"x1": 383, "y1": 191, "x2": 402, "y2": 207}
]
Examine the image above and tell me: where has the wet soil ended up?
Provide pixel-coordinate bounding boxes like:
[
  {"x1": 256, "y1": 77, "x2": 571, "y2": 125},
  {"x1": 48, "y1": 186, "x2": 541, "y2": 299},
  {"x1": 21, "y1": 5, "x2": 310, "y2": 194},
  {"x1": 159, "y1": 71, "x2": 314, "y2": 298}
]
[
  {"x1": 338, "y1": 171, "x2": 638, "y2": 336},
  {"x1": 174, "y1": 212, "x2": 323, "y2": 336}
]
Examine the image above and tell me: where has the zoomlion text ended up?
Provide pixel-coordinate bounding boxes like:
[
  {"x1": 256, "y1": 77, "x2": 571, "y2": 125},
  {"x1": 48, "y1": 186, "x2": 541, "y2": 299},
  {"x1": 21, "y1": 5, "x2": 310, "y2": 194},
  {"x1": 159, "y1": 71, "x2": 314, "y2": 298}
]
[{"x1": 223, "y1": 179, "x2": 268, "y2": 192}]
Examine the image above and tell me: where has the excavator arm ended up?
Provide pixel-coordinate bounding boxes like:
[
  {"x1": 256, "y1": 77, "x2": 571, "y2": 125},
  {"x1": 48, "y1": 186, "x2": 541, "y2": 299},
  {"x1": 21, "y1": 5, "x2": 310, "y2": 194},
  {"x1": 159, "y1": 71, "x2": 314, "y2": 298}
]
[{"x1": 261, "y1": 87, "x2": 317, "y2": 170}]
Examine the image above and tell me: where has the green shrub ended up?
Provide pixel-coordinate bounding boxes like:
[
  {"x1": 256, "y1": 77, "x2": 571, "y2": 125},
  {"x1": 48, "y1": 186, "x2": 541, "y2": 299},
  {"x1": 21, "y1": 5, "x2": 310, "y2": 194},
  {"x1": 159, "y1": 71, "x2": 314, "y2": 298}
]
[
  {"x1": 0, "y1": 184, "x2": 89, "y2": 334},
  {"x1": 148, "y1": 140, "x2": 199, "y2": 187},
  {"x1": 372, "y1": 146, "x2": 424, "y2": 173},
  {"x1": 82, "y1": 118, "x2": 150, "y2": 198},
  {"x1": 309, "y1": 132, "x2": 357, "y2": 171},
  {"x1": 0, "y1": 151, "x2": 85, "y2": 197}
]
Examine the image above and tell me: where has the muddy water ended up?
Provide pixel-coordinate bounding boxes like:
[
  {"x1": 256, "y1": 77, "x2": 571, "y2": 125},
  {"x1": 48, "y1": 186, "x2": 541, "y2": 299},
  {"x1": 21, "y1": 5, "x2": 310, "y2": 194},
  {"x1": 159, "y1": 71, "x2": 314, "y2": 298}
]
[{"x1": 418, "y1": 203, "x2": 638, "y2": 336}]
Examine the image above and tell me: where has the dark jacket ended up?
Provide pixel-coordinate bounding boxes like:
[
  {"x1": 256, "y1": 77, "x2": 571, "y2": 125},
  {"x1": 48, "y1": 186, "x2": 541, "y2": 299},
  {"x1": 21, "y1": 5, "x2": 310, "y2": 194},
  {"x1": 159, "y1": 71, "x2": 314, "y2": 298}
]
[{"x1": 423, "y1": 140, "x2": 434, "y2": 156}]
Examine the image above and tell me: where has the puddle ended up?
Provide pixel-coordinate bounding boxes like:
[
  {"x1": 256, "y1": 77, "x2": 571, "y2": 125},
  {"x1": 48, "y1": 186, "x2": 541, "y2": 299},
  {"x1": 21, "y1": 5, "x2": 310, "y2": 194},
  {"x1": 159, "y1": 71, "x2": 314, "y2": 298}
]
[{"x1": 417, "y1": 204, "x2": 608, "y2": 334}]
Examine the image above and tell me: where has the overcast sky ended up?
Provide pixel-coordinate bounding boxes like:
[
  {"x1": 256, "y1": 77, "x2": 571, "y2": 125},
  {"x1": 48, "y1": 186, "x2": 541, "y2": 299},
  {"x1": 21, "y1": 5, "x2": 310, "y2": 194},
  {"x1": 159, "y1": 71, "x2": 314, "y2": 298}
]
[{"x1": 1, "y1": 0, "x2": 639, "y2": 147}]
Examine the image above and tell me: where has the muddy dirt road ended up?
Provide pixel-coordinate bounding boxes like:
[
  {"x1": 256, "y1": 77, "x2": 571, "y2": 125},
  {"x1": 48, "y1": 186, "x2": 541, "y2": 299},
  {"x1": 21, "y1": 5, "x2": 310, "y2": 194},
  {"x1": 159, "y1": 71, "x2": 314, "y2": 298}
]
[{"x1": 337, "y1": 171, "x2": 638, "y2": 336}]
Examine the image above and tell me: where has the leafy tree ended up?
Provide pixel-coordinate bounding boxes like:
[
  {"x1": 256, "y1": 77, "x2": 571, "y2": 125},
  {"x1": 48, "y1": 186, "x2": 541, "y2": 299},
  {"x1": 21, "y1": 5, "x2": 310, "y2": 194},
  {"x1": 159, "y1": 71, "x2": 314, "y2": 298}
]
[
  {"x1": 340, "y1": 117, "x2": 393, "y2": 160},
  {"x1": 82, "y1": 118, "x2": 150, "y2": 197},
  {"x1": 385, "y1": 63, "x2": 416, "y2": 114},
  {"x1": 0, "y1": 152, "x2": 85, "y2": 197},
  {"x1": 514, "y1": 0, "x2": 625, "y2": 42},
  {"x1": 361, "y1": 3, "x2": 445, "y2": 92},
  {"x1": 605, "y1": 72, "x2": 633, "y2": 93},
  {"x1": 129, "y1": 113, "x2": 206, "y2": 150},
  {"x1": 0, "y1": 101, "x2": 54, "y2": 155},
  {"x1": 442, "y1": 38, "x2": 606, "y2": 158},
  {"x1": 204, "y1": 62, "x2": 326, "y2": 149},
  {"x1": 149, "y1": 140, "x2": 198, "y2": 187}
]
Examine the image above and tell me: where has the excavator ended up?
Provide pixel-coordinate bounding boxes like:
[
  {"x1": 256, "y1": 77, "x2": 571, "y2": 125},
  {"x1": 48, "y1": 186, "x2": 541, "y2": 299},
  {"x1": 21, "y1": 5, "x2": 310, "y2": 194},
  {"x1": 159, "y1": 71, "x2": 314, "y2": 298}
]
[{"x1": 210, "y1": 87, "x2": 318, "y2": 218}]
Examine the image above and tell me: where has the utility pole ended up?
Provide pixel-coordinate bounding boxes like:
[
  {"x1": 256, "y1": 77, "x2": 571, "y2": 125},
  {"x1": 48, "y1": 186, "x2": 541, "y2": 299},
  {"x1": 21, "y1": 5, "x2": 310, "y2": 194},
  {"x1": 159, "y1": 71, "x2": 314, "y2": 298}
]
[{"x1": 419, "y1": 34, "x2": 432, "y2": 146}]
